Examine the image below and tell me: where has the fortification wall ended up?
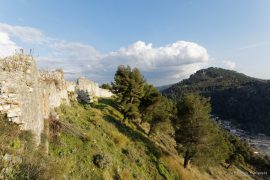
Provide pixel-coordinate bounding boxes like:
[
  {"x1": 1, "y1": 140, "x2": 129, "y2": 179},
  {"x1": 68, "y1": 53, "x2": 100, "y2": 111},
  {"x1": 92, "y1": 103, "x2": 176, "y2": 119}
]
[
  {"x1": 0, "y1": 54, "x2": 44, "y2": 143},
  {"x1": 40, "y1": 70, "x2": 70, "y2": 118},
  {"x1": 0, "y1": 54, "x2": 70, "y2": 144},
  {"x1": 0, "y1": 53, "x2": 113, "y2": 144},
  {"x1": 72, "y1": 77, "x2": 113, "y2": 103}
]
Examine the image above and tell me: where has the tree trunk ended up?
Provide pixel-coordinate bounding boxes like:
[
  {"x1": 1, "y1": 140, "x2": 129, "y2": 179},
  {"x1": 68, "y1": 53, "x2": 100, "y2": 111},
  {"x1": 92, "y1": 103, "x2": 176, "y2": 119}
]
[
  {"x1": 123, "y1": 112, "x2": 127, "y2": 122},
  {"x1": 147, "y1": 125, "x2": 152, "y2": 136},
  {"x1": 184, "y1": 150, "x2": 190, "y2": 168},
  {"x1": 226, "y1": 163, "x2": 232, "y2": 169},
  {"x1": 130, "y1": 96, "x2": 134, "y2": 104},
  {"x1": 139, "y1": 117, "x2": 144, "y2": 125},
  {"x1": 184, "y1": 157, "x2": 189, "y2": 168}
]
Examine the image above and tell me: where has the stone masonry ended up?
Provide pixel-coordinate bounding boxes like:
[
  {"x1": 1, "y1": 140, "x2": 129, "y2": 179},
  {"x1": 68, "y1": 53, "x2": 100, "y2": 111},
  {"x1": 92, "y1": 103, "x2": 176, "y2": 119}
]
[
  {"x1": 0, "y1": 52, "x2": 113, "y2": 144},
  {"x1": 66, "y1": 77, "x2": 113, "y2": 104}
]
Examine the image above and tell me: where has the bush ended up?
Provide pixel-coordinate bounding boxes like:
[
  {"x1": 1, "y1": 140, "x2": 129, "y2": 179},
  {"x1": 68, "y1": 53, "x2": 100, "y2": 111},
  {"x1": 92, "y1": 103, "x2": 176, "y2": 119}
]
[
  {"x1": 93, "y1": 154, "x2": 111, "y2": 169},
  {"x1": 0, "y1": 115, "x2": 71, "y2": 179},
  {"x1": 0, "y1": 115, "x2": 21, "y2": 153}
]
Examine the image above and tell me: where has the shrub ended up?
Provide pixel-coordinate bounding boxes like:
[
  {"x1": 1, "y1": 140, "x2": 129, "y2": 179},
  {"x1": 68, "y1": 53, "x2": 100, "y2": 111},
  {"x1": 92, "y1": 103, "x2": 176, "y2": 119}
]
[
  {"x1": 93, "y1": 154, "x2": 111, "y2": 169},
  {"x1": 12, "y1": 151, "x2": 71, "y2": 179},
  {"x1": 0, "y1": 115, "x2": 71, "y2": 179},
  {"x1": 0, "y1": 115, "x2": 21, "y2": 153}
]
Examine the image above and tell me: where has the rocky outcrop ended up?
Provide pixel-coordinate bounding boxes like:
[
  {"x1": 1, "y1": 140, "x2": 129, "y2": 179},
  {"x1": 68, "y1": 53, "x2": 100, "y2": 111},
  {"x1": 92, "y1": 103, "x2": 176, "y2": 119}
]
[{"x1": 0, "y1": 53, "x2": 113, "y2": 144}]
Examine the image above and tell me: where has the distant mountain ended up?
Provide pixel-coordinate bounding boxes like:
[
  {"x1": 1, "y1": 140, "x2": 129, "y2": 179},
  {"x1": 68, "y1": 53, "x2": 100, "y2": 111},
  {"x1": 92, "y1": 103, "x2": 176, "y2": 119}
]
[
  {"x1": 163, "y1": 67, "x2": 270, "y2": 136},
  {"x1": 156, "y1": 84, "x2": 173, "y2": 91}
]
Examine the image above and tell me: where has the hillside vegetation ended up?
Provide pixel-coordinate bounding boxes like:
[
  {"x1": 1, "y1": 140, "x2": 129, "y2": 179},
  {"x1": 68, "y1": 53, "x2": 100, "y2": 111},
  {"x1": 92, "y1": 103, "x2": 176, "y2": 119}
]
[
  {"x1": 1, "y1": 98, "x2": 258, "y2": 179},
  {"x1": 49, "y1": 98, "x2": 254, "y2": 179},
  {"x1": 1, "y1": 66, "x2": 269, "y2": 179},
  {"x1": 163, "y1": 67, "x2": 270, "y2": 136}
]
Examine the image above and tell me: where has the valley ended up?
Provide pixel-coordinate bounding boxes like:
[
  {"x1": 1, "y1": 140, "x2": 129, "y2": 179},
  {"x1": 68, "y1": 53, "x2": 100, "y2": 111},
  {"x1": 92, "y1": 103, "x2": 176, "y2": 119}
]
[{"x1": 215, "y1": 118, "x2": 270, "y2": 156}]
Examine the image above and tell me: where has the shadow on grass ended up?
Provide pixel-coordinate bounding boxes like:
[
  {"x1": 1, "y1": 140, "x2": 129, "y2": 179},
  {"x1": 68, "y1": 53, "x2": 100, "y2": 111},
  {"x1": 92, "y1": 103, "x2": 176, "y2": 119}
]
[
  {"x1": 91, "y1": 98, "x2": 115, "y2": 110},
  {"x1": 92, "y1": 103, "x2": 107, "y2": 110},
  {"x1": 98, "y1": 98, "x2": 118, "y2": 109},
  {"x1": 103, "y1": 114, "x2": 162, "y2": 158}
]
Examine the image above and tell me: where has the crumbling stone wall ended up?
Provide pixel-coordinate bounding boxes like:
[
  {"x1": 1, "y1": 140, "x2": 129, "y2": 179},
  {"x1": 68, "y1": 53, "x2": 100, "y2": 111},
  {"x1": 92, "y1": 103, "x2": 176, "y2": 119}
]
[
  {"x1": 66, "y1": 80, "x2": 76, "y2": 92},
  {"x1": 72, "y1": 77, "x2": 113, "y2": 104},
  {"x1": 0, "y1": 54, "x2": 44, "y2": 143},
  {"x1": 0, "y1": 53, "x2": 113, "y2": 144},
  {"x1": 40, "y1": 70, "x2": 70, "y2": 118},
  {"x1": 0, "y1": 54, "x2": 70, "y2": 144}
]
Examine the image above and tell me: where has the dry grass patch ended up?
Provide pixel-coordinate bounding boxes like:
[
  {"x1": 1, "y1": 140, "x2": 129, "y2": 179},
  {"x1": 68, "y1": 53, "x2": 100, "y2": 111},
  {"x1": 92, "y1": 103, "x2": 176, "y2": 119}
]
[
  {"x1": 160, "y1": 155, "x2": 193, "y2": 180},
  {"x1": 107, "y1": 124, "x2": 129, "y2": 147}
]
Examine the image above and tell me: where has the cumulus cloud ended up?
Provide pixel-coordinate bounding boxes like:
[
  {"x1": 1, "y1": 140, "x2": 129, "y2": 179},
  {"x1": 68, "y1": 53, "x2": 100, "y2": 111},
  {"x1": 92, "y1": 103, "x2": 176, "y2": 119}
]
[
  {"x1": 103, "y1": 41, "x2": 208, "y2": 70},
  {"x1": 0, "y1": 32, "x2": 20, "y2": 57},
  {"x1": 223, "y1": 60, "x2": 236, "y2": 70},
  {"x1": 39, "y1": 40, "x2": 209, "y2": 85},
  {"x1": 0, "y1": 23, "x2": 45, "y2": 57},
  {"x1": 0, "y1": 23, "x2": 45, "y2": 43},
  {"x1": 96, "y1": 41, "x2": 209, "y2": 85},
  {"x1": 0, "y1": 23, "x2": 210, "y2": 85},
  {"x1": 38, "y1": 41, "x2": 102, "y2": 79}
]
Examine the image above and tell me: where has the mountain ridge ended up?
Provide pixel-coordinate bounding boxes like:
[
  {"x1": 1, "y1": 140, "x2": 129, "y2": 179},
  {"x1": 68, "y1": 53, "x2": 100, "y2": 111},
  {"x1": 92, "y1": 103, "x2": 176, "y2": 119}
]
[{"x1": 163, "y1": 67, "x2": 270, "y2": 136}]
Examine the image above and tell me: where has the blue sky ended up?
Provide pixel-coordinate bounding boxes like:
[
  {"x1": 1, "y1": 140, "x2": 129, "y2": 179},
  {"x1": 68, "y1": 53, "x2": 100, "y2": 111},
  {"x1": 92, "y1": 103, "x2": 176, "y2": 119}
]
[{"x1": 0, "y1": 0, "x2": 270, "y2": 85}]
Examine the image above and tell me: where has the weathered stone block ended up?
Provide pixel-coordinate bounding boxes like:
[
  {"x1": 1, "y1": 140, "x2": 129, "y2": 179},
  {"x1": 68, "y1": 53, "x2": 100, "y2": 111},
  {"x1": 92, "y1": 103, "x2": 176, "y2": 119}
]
[
  {"x1": 7, "y1": 108, "x2": 21, "y2": 118},
  {"x1": 2, "y1": 104, "x2": 11, "y2": 111},
  {"x1": 9, "y1": 117, "x2": 20, "y2": 124},
  {"x1": 8, "y1": 93, "x2": 16, "y2": 98}
]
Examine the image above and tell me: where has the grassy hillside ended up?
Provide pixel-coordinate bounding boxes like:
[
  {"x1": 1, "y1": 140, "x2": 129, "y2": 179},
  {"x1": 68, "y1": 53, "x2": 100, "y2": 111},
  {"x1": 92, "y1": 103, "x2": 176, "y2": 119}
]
[
  {"x1": 163, "y1": 67, "x2": 270, "y2": 136},
  {"x1": 47, "y1": 98, "x2": 254, "y2": 179},
  {"x1": 51, "y1": 99, "x2": 164, "y2": 179},
  {"x1": 0, "y1": 95, "x2": 259, "y2": 179}
]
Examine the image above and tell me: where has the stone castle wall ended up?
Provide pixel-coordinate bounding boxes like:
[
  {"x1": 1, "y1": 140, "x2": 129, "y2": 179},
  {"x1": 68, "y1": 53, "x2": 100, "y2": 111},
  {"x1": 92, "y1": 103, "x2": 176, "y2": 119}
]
[
  {"x1": 74, "y1": 77, "x2": 113, "y2": 103},
  {"x1": 0, "y1": 53, "x2": 113, "y2": 144},
  {"x1": 0, "y1": 54, "x2": 45, "y2": 143},
  {"x1": 40, "y1": 70, "x2": 70, "y2": 119}
]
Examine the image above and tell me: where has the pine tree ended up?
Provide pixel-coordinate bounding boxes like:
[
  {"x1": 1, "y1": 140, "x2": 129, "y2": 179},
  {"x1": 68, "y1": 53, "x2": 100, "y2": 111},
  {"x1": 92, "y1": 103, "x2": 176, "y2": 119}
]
[
  {"x1": 226, "y1": 153, "x2": 244, "y2": 169},
  {"x1": 112, "y1": 65, "x2": 145, "y2": 121},
  {"x1": 174, "y1": 93, "x2": 229, "y2": 168},
  {"x1": 139, "y1": 84, "x2": 174, "y2": 135},
  {"x1": 112, "y1": 65, "x2": 132, "y2": 105},
  {"x1": 139, "y1": 84, "x2": 161, "y2": 124},
  {"x1": 129, "y1": 68, "x2": 145, "y2": 104}
]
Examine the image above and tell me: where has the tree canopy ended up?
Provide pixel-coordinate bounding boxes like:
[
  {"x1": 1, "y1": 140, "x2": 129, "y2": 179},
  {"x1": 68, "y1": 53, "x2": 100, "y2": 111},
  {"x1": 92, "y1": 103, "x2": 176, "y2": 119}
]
[
  {"x1": 112, "y1": 65, "x2": 145, "y2": 121},
  {"x1": 174, "y1": 93, "x2": 229, "y2": 168}
]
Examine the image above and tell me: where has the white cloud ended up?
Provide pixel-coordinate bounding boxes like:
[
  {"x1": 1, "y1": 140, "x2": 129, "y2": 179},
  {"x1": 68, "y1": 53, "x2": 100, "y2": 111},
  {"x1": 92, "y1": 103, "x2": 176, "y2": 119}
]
[
  {"x1": 97, "y1": 41, "x2": 209, "y2": 85},
  {"x1": 0, "y1": 23, "x2": 45, "y2": 43},
  {"x1": 38, "y1": 41, "x2": 102, "y2": 79},
  {"x1": 223, "y1": 60, "x2": 236, "y2": 70},
  {"x1": 103, "y1": 41, "x2": 208, "y2": 70},
  {"x1": 0, "y1": 32, "x2": 20, "y2": 57},
  {"x1": 39, "y1": 40, "x2": 209, "y2": 85},
  {"x1": 0, "y1": 23, "x2": 210, "y2": 85}
]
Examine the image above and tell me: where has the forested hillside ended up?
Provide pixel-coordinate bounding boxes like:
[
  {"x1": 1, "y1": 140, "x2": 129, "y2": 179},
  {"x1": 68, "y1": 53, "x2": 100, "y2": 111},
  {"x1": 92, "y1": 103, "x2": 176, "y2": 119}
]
[{"x1": 163, "y1": 67, "x2": 270, "y2": 136}]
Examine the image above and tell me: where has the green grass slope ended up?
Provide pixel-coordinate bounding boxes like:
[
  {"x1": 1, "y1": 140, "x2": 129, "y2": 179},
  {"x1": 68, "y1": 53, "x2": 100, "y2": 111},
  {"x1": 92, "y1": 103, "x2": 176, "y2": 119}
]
[
  {"x1": 48, "y1": 98, "x2": 254, "y2": 180},
  {"x1": 51, "y1": 99, "x2": 168, "y2": 179}
]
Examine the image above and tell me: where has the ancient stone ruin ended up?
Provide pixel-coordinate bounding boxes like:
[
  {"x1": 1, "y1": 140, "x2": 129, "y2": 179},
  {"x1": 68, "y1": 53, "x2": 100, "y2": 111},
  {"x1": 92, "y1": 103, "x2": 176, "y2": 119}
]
[
  {"x1": 73, "y1": 77, "x2": 113, "y2": 104},
  {"x1": 0, "y1": 52, "x2": 113, "y2": 144}
]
